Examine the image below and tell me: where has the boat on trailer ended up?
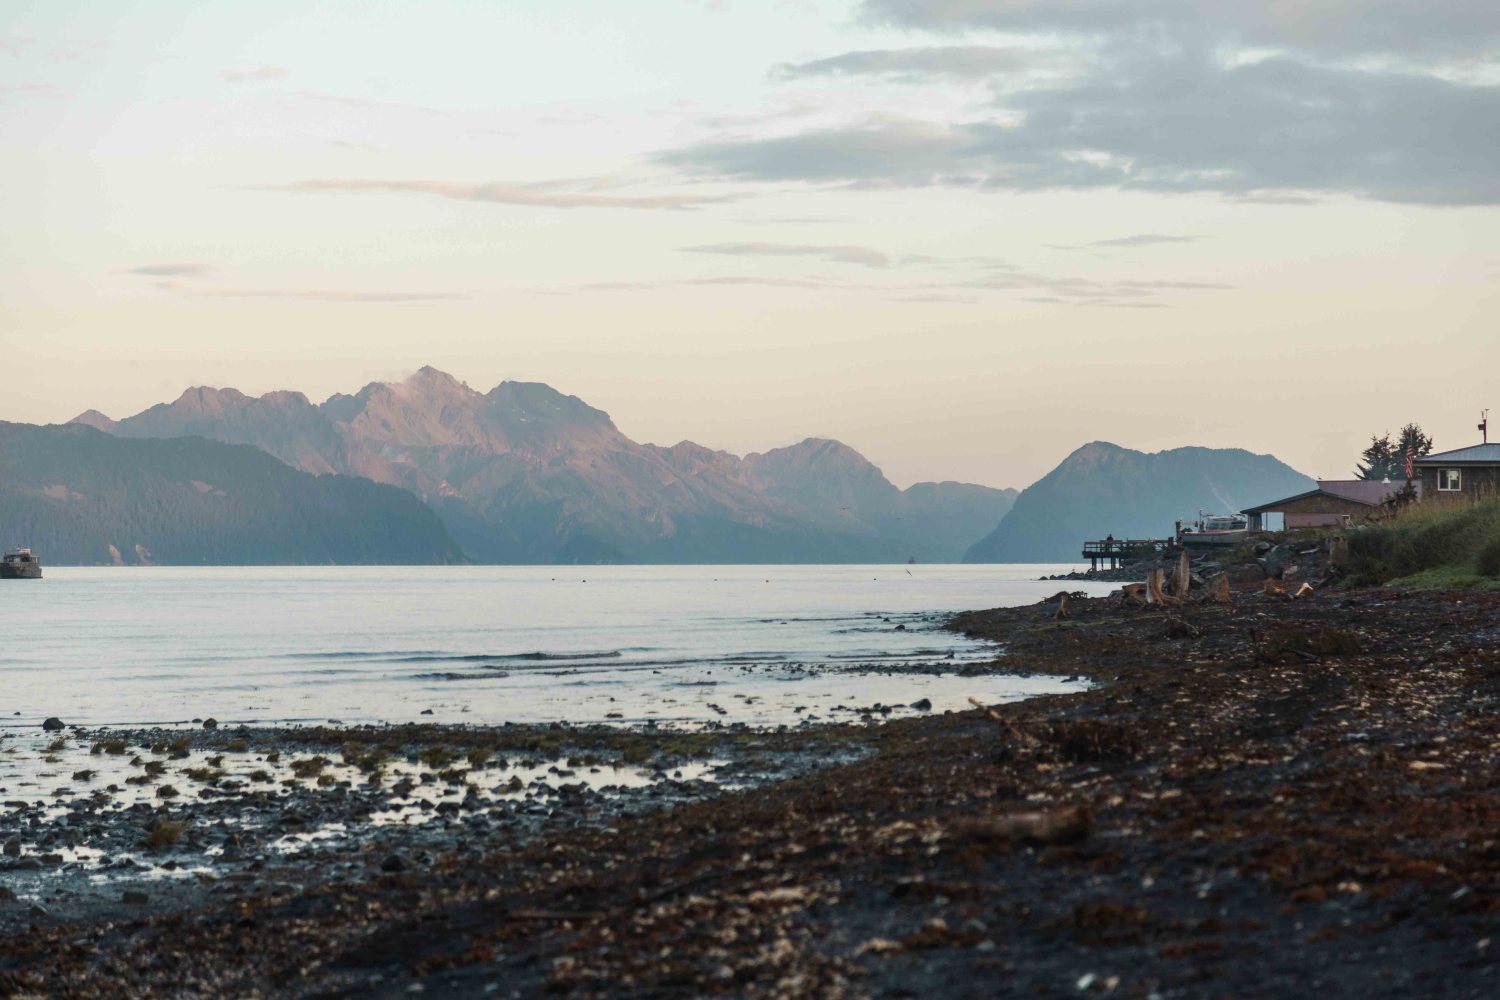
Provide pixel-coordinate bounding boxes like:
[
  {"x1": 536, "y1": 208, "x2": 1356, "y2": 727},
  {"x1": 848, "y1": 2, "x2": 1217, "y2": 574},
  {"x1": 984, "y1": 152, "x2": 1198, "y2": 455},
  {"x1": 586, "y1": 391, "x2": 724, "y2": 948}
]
[{"x1": 1176, "y1": 514, "x2": 1249, "y2": 549}]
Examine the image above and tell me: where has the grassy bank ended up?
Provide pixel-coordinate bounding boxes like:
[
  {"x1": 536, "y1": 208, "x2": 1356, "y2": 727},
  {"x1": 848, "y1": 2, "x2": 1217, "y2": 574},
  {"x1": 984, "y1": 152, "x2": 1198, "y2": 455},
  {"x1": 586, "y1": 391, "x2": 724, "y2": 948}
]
[{"x1": 1345, "y1": 496, "x2": 1500, "y2": 589}]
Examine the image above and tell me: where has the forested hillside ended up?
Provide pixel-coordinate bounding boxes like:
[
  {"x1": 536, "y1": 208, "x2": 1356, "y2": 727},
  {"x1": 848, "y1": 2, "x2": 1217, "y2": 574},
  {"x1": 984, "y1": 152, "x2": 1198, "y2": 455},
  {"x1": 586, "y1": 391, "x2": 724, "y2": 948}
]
[{"x1": 0, "y1": 422, "x2": 465, "y2": 565}]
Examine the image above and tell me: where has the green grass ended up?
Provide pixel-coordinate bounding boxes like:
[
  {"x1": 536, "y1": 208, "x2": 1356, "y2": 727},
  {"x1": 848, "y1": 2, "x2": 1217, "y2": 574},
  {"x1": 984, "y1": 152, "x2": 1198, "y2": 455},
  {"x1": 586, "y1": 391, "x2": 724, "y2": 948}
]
[
  {"x1": 1385, "y1": 566, "x2": 1500, "y2": 592},
  {"x1": 1344, "y1": 496, "x2": 1500, "y2": 587}
]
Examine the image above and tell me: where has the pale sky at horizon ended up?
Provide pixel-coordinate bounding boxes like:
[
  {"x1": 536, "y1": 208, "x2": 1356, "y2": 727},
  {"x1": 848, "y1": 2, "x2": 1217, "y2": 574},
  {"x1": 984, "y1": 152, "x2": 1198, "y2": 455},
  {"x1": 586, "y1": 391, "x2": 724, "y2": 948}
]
[{"x1": 3, "y1": 0, "x2": 1497, "y2": 490}]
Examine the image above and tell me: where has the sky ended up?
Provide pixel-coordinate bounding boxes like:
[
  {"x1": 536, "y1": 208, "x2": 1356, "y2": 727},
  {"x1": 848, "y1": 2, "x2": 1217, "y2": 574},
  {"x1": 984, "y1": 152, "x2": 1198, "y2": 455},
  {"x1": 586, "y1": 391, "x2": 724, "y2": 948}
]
[{"x1": 2, "y1": 0, "x2": 1497, "y2": 489}]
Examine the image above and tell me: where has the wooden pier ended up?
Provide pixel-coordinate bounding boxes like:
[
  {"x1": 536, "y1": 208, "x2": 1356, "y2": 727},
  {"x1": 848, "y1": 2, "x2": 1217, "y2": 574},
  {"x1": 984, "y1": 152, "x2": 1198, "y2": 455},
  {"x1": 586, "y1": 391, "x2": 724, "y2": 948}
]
[{"x1": 1081, "y1": 538, "x2": 1169, "y2": 571}]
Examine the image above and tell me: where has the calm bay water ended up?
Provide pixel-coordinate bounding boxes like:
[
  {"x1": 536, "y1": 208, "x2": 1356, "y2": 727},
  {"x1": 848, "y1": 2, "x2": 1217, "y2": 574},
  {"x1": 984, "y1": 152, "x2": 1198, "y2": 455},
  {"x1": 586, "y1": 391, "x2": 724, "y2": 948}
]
[{"x1": 0, "y1": 565, "x2": 1111, "y2": 729}]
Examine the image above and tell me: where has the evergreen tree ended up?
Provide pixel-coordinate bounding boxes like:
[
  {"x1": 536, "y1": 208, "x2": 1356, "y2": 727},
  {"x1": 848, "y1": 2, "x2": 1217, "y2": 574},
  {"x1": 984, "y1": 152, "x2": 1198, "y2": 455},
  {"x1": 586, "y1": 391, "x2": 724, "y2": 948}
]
[
  {"x1": 1396, "y1": 423, "x2": 1434, "y2": 465},
  {"x1": 1355, "y1": 424, "x2": 1433, "y2": 480},
  {"x1": 1355, "y1": 433, "x2": 1397, "y2": 480}
]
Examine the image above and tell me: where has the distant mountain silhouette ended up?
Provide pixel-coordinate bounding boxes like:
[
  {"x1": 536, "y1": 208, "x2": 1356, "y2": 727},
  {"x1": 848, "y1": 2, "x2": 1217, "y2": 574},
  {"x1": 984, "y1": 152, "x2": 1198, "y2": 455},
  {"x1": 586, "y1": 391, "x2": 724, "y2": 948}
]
[
  {"x1": 964, "y1": 441, "x2": 1314, "y2": 563},
  {"x1": 73, "y1": 368, "x2": 1016, "y2": 564},
  {"x1": 0, "y1": 421, "x2": 464, "y2": 566}
]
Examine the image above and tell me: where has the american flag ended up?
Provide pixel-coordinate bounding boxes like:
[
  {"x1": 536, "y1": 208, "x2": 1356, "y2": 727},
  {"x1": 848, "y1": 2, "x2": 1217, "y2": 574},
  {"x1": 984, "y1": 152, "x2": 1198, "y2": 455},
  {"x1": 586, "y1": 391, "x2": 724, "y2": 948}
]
[{"x1": 1404, "y1": 447, "x2": 1414, "y2": 479}]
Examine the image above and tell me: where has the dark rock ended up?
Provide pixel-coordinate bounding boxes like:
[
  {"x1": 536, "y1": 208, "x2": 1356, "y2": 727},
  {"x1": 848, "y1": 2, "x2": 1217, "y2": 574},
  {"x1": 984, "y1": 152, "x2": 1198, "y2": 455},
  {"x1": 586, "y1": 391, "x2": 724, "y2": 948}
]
[
  {"x1": 202, "y1": 718, "x2": 218, "y2": 730},
  {"x1": 42, "y1": 717, "x2": 65, "y2": 732},
  {"x1": 1259, "y1": 544, "x2": 1300, "y2": 579},
  {"x1": 2, "y1": 839, "x2": 20, "y2": 858},
  {"x1": 420, "y1": 709, "x2": 434, "y2": 716},
  {"x1": 0, "y1": 885, "x2": 15, "y2": 902},
  {"x1": 380, "y1": 853, "x2": 406, "y2": 873},
  {"x1": 910, "y1": 698, "x2": 933, "y2": 711},
  {"x1": 122, "y1": 889, "x2": 149, "y2": 905}
]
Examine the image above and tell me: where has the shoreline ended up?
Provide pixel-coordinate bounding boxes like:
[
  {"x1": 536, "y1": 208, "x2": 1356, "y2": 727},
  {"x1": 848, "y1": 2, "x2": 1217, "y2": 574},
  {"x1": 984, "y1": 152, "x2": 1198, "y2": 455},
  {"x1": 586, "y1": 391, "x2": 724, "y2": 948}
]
[{"x1": 4, "y1": 583, "x2": 1498, "y2": 996}]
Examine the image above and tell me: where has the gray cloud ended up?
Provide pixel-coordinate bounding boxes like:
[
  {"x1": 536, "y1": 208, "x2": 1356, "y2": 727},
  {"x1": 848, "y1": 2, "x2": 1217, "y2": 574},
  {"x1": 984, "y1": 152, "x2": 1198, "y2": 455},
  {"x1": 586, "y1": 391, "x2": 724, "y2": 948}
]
[
  {"x1": 892, "y1": 293, "x2": 981, "y2": 304},
  {"x1": 130, "y1": 262, "x2": 211, "y2": 277},
  {"x1": 660, "y1": 117, "x2": 972, "y2": 185},
  {"x1": 574, "y1": 267, "x2": 1229, "y2": 305},
  {"x1": 203, "y1": 289, "x2": 463, "y2": 302},
  {"x1": 578, "y1": 275, "x2": 882, "y2": 292},
  {"x1": 775, "y1": 46, "x2": 1029, "y2": 81},
  {"x1": 682, "y1": 241, "x2": 891, "y2": 268},
  {"x1": 736, "y1": 215, "x2": 846, "y2": 225},
  {"x1": 664, "y1": 51, "x2": 1500, "y2": 205},
  {"x1": 256, "y1": 178, "x2": 741, "y2": 211},
  {"x1": 223, "y1": 66, "x2": 286, "y2": 83},
  {"x1": 663, "y1": 2, "x2": 1500, "y2": 206},
  {"x1": 1089, "y1": 233, "x2": 1199, "y2": 248},
  {"x1": 858, "y1": 1, "x2": 1500, "y2": 59},
  {"x1": 297, "y1": 91, "x2": 445, "y2": 116}
]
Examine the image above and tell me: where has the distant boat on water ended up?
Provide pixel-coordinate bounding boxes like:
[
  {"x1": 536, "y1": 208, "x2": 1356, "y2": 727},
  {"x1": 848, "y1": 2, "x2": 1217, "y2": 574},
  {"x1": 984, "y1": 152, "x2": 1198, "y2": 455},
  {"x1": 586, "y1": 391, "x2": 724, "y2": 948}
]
[{"x1": 1, "y1": 548, "x2": 42, "y2": 579}]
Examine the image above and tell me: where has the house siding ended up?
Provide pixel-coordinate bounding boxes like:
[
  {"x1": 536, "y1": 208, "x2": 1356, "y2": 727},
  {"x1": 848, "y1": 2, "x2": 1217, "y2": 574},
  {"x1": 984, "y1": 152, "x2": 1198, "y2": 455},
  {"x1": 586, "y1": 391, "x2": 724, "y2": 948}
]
[
  {"x1": 1277, "y1": 494, "x2": 1382, "y2": 528},
  {"x1": 1416, "y1": 465, "x2": 1500, "y2": 504}
]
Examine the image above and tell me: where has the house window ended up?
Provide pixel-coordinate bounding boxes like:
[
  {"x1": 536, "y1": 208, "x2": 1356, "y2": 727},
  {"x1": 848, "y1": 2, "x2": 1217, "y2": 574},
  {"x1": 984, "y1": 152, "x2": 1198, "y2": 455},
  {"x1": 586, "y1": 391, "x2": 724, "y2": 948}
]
[{"x1": 1439, "y1": 469, "x2": 1462, "y2": 492}]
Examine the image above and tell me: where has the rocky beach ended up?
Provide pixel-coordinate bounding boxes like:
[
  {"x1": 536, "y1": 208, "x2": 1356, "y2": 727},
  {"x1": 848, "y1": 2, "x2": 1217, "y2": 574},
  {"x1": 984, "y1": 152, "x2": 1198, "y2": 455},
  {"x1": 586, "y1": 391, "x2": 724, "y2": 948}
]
[{"x1": 3, "y1": 578, "x2": 1496, "y2": 997}]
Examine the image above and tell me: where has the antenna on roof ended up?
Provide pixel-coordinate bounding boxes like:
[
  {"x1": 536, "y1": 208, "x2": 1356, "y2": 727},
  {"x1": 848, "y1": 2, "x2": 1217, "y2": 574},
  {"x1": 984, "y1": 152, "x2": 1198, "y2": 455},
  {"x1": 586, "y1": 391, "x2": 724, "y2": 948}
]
[{"x1": 1481, "y1": 409, "x2": 1490, "y2": 445}]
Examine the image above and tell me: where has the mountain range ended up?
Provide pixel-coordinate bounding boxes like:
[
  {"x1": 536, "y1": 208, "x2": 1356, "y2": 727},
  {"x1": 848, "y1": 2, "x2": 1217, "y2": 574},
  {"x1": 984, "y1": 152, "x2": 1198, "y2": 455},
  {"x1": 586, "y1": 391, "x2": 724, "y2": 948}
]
[
  {"x1": 0, "y1": 421, "x2": 463, "y2": 566},
  {"x1": 70, "y1": 368, "x2": 1018, "y2": 564},
  {"x1": 39, "y1": 369, "x2": 1319, "y2": 566},
  {"x1": 963, "y1": 441, "x2": 1315, "y2": 562}
]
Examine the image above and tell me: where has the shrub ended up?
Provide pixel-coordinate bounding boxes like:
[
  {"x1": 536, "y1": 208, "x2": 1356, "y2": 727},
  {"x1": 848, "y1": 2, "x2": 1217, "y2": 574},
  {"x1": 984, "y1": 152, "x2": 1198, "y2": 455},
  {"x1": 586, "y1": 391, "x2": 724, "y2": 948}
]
[
  {"x1": 1477, "y1": 536, "x2": 1500, "y2": 578},
  {"x1": 144, "y1": 820, "x2": 186, "y2": 850},
  {"x1": 1345, "y1": 497, "x2": 1500, "y2": 586}
]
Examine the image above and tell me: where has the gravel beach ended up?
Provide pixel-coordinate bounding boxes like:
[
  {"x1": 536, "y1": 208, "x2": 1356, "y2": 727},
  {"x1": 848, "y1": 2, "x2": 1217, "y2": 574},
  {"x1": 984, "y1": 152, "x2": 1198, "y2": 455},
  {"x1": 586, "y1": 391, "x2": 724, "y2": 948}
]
[{"x1": 3, "y1": 582, "x2": 1497, "y2": 997}]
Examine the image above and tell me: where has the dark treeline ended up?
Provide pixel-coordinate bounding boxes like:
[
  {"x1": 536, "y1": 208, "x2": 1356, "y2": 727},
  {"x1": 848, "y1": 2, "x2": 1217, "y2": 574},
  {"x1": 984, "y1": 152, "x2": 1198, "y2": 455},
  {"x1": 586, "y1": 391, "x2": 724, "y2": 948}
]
[{"x1": 0, "y1": 422, "x2": 465, "y2": 565}]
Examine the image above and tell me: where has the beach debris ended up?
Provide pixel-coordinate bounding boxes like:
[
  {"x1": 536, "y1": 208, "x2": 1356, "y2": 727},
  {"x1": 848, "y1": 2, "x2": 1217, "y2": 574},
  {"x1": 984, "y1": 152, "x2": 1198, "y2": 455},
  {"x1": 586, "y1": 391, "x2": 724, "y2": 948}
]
[
  {"x1": 143, "y1": 820, "x2": 186, "y2": 850},
  {"x1": 1172, "y1": 550, "x2": 1191, "y2": 597},
  {"x1": 1147, "y1": 568, "x2": 1184, "y2": 606},
  {"x1": 1055, "y1": 593, "x2": 1071, "y2": 620},
  {"x1": 202, "y1": 718, "x2": 219, "y2": 730},
  {"x1": 1120, "y1": 583, "x2": 1148, "y2": 607},
  {"x1": 41, "y1": 717, "x2": 65, "y2": 731},
  {"x1": 1204, "y1": 573, "x2": 1232, "y2": 605},
  {"x1": 855, "y1": 937, "x2": 905, "y2": 957},
  {"x1": 1044, "y1": 719, "x2": 1140, "y2": 762},
  {"x1": 1294, "y1": 582, "x2": 1315, "y2": 599},
  {"x1": 1163, "y1": 615, "x2": 1200, "y2": 640},
  {"x1": 950, "y1": 805, "x2": 1093, "y2": 847},
  {"x1": 968, "y1": 697, "x2": 1041, "y2": 747}
]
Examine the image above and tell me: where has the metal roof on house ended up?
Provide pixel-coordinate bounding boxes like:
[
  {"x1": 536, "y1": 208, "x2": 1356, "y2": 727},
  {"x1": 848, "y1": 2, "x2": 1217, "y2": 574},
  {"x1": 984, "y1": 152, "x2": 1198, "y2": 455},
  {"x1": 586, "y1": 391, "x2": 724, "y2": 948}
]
[
  {"x1": 1319, "y1": 479, "x2": 1417, "y2": 504},
  {"x1": 1412, "y1": 443, "x2": 1500, "y2": 464},
  {"x1": 1241, "y1": 478, "x2": 1411, "y2": 515}
]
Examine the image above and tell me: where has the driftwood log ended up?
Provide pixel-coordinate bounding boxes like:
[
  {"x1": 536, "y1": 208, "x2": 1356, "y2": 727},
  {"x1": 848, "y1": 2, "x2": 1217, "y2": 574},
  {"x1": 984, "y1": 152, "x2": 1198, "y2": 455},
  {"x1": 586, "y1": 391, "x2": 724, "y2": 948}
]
[{"x1": 949, "y1": 805, "x2": 1093, "y2": 847}]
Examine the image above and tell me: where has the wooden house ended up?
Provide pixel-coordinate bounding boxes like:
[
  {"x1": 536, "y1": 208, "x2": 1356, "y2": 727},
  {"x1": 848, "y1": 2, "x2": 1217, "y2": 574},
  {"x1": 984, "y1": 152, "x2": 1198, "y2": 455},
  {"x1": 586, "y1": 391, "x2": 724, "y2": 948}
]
[
  {"x1": 1411, "y1": 443, "x2": 1500, "y2": 503},
  {"x1": 1241, "y1": 479, "x2": 1412, "y2": 531}
]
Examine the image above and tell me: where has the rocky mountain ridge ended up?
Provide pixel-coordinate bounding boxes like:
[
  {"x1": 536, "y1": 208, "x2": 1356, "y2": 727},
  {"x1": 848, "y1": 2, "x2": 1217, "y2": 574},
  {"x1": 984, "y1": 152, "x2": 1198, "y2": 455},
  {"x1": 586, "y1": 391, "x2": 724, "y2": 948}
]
[{"x1": 75, "y1": 368, "x2": 1017, "y2": 564}]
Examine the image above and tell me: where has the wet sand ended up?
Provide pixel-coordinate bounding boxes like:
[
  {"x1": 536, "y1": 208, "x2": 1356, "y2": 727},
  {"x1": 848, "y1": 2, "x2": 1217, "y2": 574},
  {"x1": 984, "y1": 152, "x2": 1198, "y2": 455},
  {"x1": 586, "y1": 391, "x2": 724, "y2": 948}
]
[{"x1": 3, "y1": 584, "x2": 1498, "y2": 997}]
